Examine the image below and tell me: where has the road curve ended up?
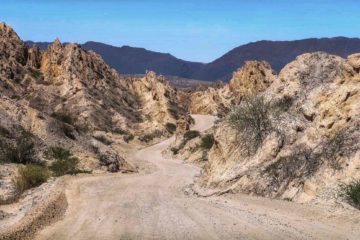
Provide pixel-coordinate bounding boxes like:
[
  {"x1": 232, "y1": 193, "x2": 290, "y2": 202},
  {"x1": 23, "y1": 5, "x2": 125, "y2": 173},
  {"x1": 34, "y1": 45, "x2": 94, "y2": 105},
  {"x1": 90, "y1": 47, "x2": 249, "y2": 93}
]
[{"x1": 36, "y1": 115, "x2": 360, "y2": 240}]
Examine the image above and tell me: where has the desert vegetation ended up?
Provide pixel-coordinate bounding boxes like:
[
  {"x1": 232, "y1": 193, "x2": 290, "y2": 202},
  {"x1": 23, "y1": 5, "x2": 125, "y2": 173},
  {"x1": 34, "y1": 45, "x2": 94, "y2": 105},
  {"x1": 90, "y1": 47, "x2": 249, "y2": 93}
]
[
  {"x1": 227, "y1": 96, "x2": 281, "y2": 155},
  {"x1": 48, "y1": 147, "x2": 90, "y2": 176},
  {"x1": 200, "y1": 134, "x2": 214, "y2": 150},
  {"x1": 51, "y1": 111, "x2": 74, "y2": 125},
  {"x1": 123, "y1": 134, "x2": 135, "y2": 143},
  {"x1": 171, "y1": 130, "x2": 201, "y2": 155},
  {"x1": 93, "y1": 135, "x2": 113, "y2": 145},
  {"x1": 342, "y1": 180, "x2": 360, "y2": 208},
  {"x1": 112, "y1": 128, "x2": 134, "y2": 143},
  {"x1": 319, "y1": 129, "x2": 359, "y2": 170},
  {"x1": 0, "y1": 129, "x2": 37, "y2": 164},
  {"x1": 184, "y1": 130, "x2": 201, "y2": 141},
  {"x1": 13, "y1": 164, "x2": 50, "y2": 193},
  {"x1": 112, "y1": 127, "x2": 130, "y2": 135},
  {"x1": 165, "y1": 122, "x2": 177, "y2": 134},
  {"x1": 139, "y1": 130, "x2": 164, "y2": 142}
]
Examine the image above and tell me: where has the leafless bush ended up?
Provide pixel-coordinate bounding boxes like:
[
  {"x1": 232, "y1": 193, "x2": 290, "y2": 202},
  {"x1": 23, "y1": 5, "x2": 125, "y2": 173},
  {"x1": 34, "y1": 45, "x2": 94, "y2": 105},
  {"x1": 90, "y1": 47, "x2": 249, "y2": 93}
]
[
  {"x1": 319, "y1": 128, "x2": 359, "y2": 170},
  {"x1": 227, "y1": 96, "x2": 286, "y2": 155}
]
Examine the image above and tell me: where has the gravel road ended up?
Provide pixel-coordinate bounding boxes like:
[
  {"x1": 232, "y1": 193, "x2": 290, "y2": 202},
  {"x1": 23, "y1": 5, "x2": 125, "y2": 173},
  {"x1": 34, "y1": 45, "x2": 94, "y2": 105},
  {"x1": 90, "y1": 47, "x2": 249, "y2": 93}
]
[{"x1": 36, "y1": 115, "x2": 360, "y2": 240}]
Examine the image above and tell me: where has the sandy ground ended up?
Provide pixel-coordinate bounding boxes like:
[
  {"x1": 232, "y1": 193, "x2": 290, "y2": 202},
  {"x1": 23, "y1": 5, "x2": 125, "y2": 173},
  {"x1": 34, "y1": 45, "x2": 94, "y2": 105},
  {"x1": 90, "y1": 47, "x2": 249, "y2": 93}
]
[{"x1": 35, "y1": 115, "x2": 360, "y2": 240}]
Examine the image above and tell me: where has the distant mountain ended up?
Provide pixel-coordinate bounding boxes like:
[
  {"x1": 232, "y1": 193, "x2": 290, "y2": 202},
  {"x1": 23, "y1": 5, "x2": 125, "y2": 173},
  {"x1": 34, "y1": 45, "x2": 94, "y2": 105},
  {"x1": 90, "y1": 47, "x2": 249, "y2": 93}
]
[
  {"x1": 26, "y1": 37, "x2": 360, "y2": 82},
  {"x1": 192, "y1": 37, "x2": 360, "y2": 81},
  {"x1": 25, "y1": 41, "x2": 204, "y2": 79}
]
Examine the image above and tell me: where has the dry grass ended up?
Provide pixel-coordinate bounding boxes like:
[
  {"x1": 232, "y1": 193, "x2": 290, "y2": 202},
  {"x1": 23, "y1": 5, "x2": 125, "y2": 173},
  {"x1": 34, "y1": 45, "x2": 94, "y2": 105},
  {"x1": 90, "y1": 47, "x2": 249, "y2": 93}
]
[{"x1": 13, "y1": 164, "x2": 50, "y2": 193}]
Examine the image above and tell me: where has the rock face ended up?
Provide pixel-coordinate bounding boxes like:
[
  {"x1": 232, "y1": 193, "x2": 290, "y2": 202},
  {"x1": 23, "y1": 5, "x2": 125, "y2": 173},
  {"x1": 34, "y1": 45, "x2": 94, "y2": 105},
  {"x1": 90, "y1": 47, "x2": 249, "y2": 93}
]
[
  {"x1": 197, "y1": 52, "x2": 360, "y2": 204},
  {"x1": 228, "y1": 61, "x2": 276, "y2": 96},
  {"x1": 189, "y1": 87, "x2": 231, "y2": 116},
  {"x1": 1, "y1": 22, "x2": 184, "y2": 135},
  {"x1": 175, "y1": 115, "x2": 190, "y2": 141},
  {"x1": 189, "y1": 60, "x2": 276, "y2": 115},
  {"x1": 0, "y1": 22, "x2": 184, "y2": 180},
  {"x1": 126, "y1": 71, "x2": 185, "y2": 133}
]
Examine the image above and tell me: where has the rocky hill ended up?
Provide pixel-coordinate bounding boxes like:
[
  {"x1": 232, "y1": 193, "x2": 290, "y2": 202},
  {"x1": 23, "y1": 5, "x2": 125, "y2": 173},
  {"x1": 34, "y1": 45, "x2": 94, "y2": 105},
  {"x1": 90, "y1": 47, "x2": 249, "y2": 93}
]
[
  {"x1": 26, "y1": 41, "x2": 205, "y2": 79},
  {"x1": 173, "y1": 52, "x2": 360, "y2": 205},
  {"x1": 0, "y1": 22, "x2": 186, "y2": 203}
]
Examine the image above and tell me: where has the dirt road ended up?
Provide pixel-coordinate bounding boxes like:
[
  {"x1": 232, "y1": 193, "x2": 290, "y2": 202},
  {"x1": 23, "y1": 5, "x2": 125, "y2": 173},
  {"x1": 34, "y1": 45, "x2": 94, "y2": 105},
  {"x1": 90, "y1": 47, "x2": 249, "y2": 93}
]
[{"x1": 36, "y1": 115, "x2": 360, "y2": 240}]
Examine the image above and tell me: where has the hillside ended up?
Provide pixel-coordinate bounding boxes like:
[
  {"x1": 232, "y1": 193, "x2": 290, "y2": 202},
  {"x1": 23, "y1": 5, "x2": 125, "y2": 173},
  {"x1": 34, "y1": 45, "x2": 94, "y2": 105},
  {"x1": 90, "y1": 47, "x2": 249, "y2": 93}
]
[
  {"x1": 192, "y1": 37, "x2": 360, "y2": 81},
  {"x1": 2, "y1": 22, "x2": 360, "y2": 240},
  {"x1": 27, "y1": 37, "x2": 360, "y2": 82},
  {"x1": 0, "y1": 22, "x2": 186, "y2": 206},
  {"x1": 25, "y1": 41, "x2": 204, "y2": 79},
  {"x1": 174, "y1": 52, "x2": 360, "y2": 206}
]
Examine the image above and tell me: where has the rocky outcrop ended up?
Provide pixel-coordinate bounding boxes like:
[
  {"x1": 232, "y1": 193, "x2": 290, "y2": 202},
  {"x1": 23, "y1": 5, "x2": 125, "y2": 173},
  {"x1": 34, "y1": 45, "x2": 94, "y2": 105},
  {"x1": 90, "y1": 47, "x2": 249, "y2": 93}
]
[
  {"x1": 27, "y1": 45, "x2": 41, "y2": 69},
  {"x1": 189, "y1": 60, "x2": 275, "y2": 115},
  {"x1": 175, "y1": 115, "x2": 190, "y2": 138},
  {"x1": 0, "y1": 22, "x2": 184, "y2": 179},
  {"x1": 189, "y1": 87, "x2": 232, "y2": 116},
  {"x1": 196, "y1": 52, "x2": 360, "y2": 204},
  {"x1": 0, "y1": 22, "x2": 27, "y2": 66},
  {"x1": 228, "y1": 61, "x2": 276, "y2": 97},
  {"x1": 125, "y1": 71, "x2": 185, "y2": 134},
  {"x1": 1, "y1": 22, "x2": 185, "y2": 135}
]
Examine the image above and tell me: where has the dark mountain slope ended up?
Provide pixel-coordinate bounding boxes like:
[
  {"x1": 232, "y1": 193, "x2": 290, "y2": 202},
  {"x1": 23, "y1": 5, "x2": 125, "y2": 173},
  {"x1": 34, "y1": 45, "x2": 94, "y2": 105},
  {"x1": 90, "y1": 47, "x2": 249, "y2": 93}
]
[
  {"x1": 25, "y1": 41, "x2": 204, "y2": 78},
  {"x1": 26, "y1": 37, "x2": 360, "y2": 81},
  {"x1": 192, "y1": 37, "x2": 360, "y2": 81}
]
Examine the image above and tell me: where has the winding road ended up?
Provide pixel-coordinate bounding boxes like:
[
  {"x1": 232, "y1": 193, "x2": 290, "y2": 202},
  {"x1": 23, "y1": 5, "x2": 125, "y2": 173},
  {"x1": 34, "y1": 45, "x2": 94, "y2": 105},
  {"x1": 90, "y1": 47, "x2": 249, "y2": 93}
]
[{"x1": 36, "y1": 115, "x2": 360, "y2": 240}]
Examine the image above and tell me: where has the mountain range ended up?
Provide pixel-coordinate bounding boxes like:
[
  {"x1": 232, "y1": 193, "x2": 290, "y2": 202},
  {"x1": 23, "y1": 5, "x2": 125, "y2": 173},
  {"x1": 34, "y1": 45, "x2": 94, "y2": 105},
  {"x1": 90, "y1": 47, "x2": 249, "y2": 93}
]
[{"x1": 26, "y1": 37, "x2": 360, "y2": 81}]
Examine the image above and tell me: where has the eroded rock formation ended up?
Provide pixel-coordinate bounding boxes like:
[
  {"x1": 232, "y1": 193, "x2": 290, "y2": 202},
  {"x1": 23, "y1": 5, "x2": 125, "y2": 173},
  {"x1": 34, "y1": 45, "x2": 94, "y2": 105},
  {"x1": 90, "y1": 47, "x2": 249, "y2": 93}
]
[
  {"x1": 0, "y1": 22, "x2": 184, "y2": 181},
  {"x1": 196, "y1": 52, "x2": 360, "y2": 204},
  {"x1": 189, "y1": 60, "x2": 276, "y2": 115}
]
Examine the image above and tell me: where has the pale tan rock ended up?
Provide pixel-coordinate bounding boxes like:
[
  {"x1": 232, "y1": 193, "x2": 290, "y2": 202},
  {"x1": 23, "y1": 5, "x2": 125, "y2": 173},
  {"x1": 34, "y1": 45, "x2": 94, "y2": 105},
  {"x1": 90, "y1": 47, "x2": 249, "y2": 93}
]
[
  {"x1": 348, "y1": 53, "x2": 360, "y2": 70},
  {"x1": 189, "y1": 60, "x2": 275, "y2": 115},
  {"x1": 229, "y1": 61, "x2": 276, "y2": 97},
  {"x1": 197, "y1": 52, "x2": 360, "y2": 205}
]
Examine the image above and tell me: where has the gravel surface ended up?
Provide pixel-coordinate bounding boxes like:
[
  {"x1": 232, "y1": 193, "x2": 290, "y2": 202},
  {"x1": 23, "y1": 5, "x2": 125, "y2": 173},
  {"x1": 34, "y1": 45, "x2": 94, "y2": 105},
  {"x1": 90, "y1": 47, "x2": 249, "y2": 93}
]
[{"x1": 30, "y1": 115, "x2": 360, "y2": 239}]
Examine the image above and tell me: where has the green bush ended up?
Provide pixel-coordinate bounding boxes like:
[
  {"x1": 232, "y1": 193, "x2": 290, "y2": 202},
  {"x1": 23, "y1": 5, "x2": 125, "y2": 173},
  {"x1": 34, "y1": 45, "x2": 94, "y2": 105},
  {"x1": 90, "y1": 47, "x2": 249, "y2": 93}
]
[
  {"x1": 184, "y1": 130, "x2": 200, "y2": 141},
  {"x1": 342, "y1": 180, "x2": 360, "y2": 207},
  {"x1": 47, "y1": 147, "x2": 71, "y2": 160},
  {"x1": 165, "y1": 123, "x2": 177, "y2": 134},
  {"x1": 93, "y1": 135, "x2": 113, "y2": 145},
  {"x1": 172, "y1": 130, "x2": 201, "y2": 154},
  {"x1": 50, "y1": 156, "x2": 80, "y2": 176},
  {"x1": 139, "y1": 130, "x2": 163, "y2": 142},
  {"x1": 51, "y1": 111, "x2": 74, "y2": 125},
  {"x1": 123, "y1": 134, "x2": 134, "y2": 143},
  {"x1": 200, "y1": 134, "x2": 214, "y2": 150},
  {"x1": 112, "y1": 128, "x2": 129, "y2": 135},
  {"x1": 170, "y1": 147, "x2": 179, "y2": 155},
  {"x1": 13, "y1": 164, "x2": 50, "y2": 193},
  {"x1": 48, "y1": 147, "x2": 90, "y2": 176}
]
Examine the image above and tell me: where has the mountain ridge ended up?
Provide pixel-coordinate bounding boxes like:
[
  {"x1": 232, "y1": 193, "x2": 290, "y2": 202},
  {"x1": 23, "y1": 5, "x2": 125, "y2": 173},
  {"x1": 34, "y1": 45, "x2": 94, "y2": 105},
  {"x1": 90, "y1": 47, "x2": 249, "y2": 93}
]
[{"x1": 26, "y1": 36, "x2": 360, "y2": 81}]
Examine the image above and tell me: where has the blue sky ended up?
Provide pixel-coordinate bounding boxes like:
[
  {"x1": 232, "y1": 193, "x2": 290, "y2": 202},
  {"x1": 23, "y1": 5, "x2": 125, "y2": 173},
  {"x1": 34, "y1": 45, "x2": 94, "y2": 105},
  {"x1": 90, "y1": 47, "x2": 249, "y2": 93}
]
[{"x1": 2, "y1": 0, "x2": 360, "y2": 62}]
